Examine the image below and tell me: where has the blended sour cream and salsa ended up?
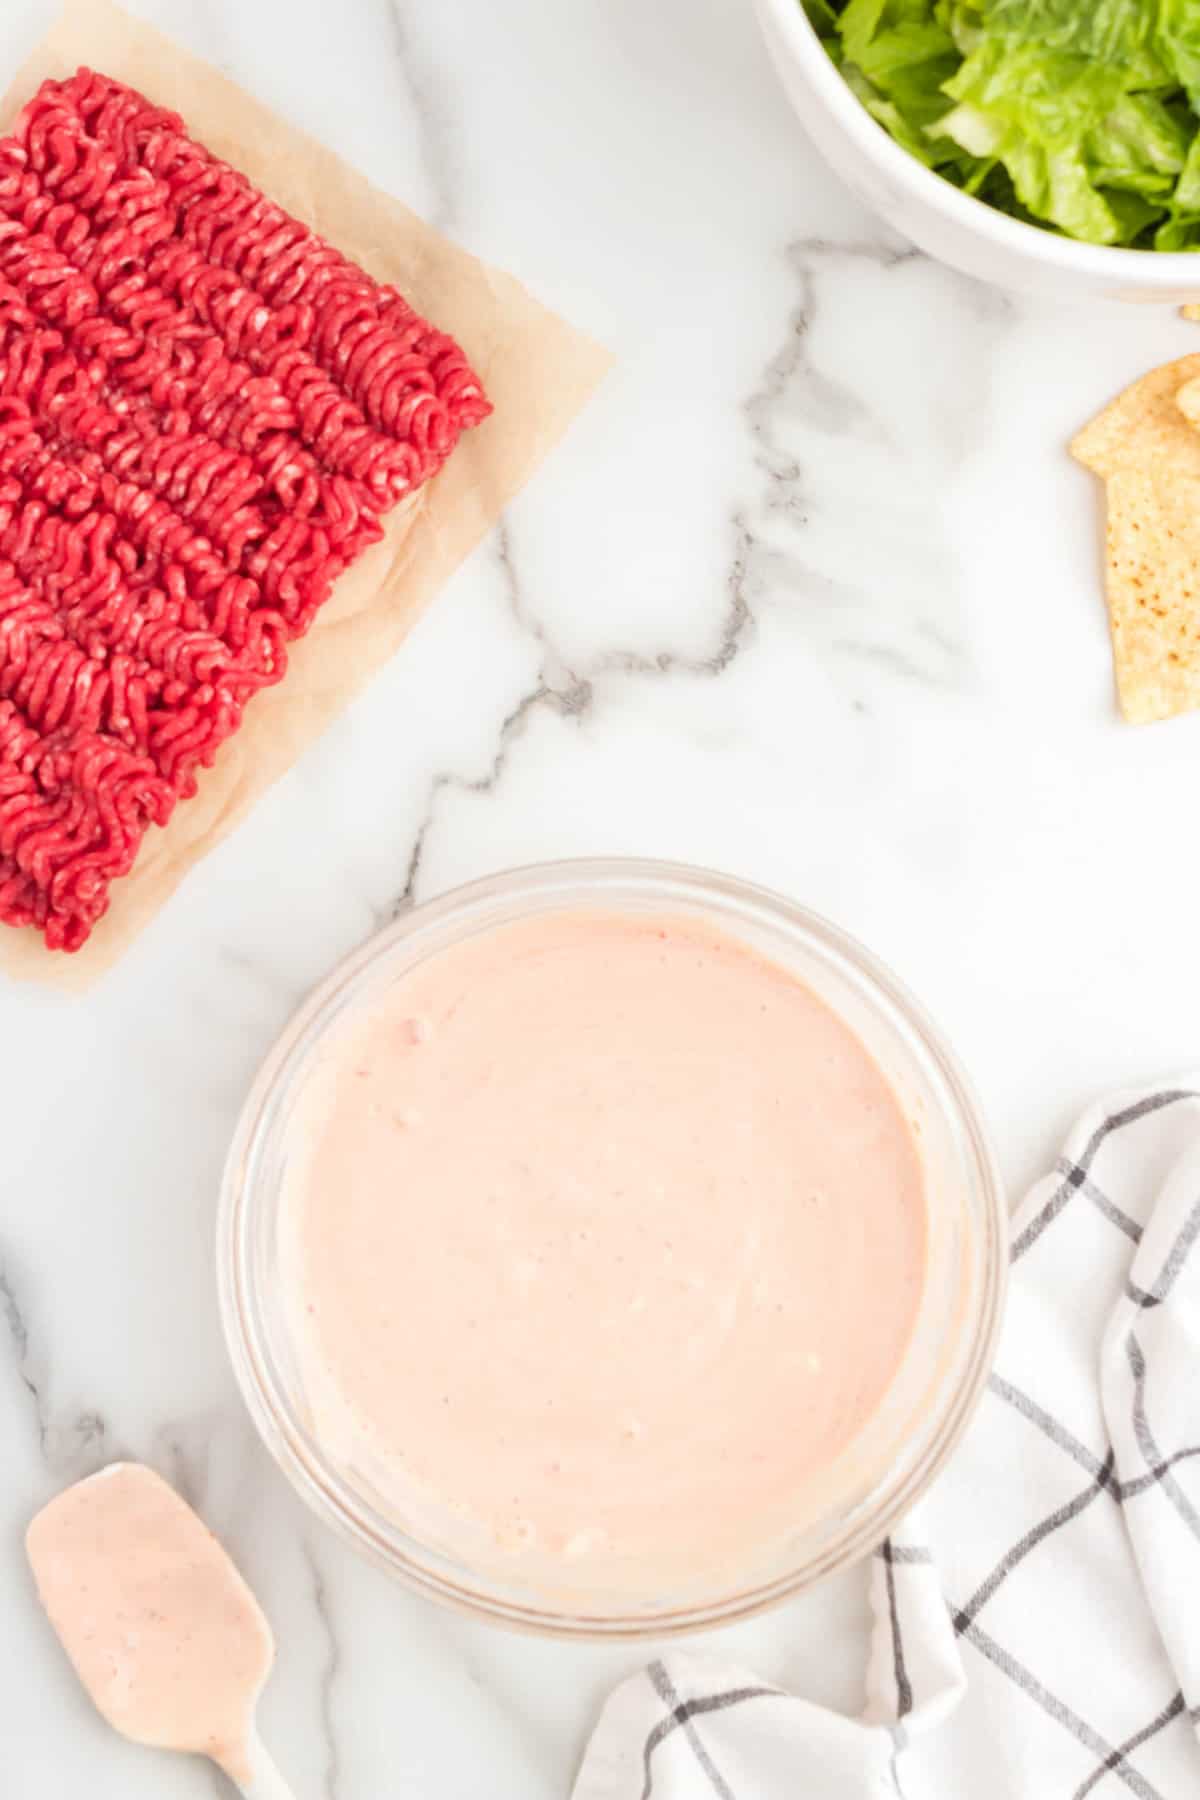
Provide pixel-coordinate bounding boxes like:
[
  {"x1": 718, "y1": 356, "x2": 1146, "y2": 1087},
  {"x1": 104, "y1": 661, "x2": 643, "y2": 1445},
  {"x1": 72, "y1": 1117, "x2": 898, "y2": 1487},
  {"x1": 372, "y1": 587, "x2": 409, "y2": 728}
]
[{"x1": 282, "y1": 909, "x2": 928, "y2": 1586}]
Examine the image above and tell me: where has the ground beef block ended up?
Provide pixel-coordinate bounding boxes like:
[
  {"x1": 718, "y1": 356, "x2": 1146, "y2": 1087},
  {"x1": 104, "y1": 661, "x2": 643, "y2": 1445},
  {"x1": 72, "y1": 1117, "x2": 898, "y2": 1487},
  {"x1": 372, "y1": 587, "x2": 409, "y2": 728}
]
[{"x1": 0, "y1": 68, "x2": 490, "y2": 949}]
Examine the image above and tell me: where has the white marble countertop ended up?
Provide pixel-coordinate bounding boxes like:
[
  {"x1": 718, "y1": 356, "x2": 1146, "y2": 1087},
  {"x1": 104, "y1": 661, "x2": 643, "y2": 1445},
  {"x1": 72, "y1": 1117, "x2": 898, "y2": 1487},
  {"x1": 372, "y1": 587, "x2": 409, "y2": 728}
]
[{"x1": 6, "y1": 0, "x2": 1200, "y2": 1793}]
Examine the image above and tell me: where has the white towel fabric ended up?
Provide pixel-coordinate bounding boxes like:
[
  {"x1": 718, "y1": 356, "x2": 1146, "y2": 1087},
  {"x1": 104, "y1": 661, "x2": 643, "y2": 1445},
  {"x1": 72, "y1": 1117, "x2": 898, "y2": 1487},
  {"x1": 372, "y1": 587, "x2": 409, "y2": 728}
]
[{"x1": 574, "y1": 1083, "x2": 1200, "y2": 1800}]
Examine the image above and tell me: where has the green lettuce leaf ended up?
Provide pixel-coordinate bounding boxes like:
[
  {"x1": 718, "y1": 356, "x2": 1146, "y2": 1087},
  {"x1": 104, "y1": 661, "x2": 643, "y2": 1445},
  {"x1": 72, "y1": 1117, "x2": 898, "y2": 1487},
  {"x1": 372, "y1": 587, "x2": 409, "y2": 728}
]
[
  {"x1": 1156, "y1": 0, "x2": 1200, "y2": 107},
  {"x1": 1086, "y1": 93, "x2": 1189, "y2": 193}
]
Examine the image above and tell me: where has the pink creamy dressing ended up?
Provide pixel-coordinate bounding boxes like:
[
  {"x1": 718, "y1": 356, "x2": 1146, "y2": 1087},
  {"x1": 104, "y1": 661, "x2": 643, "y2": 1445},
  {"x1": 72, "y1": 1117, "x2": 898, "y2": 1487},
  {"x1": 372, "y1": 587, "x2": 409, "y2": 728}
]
[
  {"x1": 287, "y1": 911, "x2": 927, "y2": 1579},
  {"x1": 26, "y1": 1464, "x2": 272, "y2": 1782}
]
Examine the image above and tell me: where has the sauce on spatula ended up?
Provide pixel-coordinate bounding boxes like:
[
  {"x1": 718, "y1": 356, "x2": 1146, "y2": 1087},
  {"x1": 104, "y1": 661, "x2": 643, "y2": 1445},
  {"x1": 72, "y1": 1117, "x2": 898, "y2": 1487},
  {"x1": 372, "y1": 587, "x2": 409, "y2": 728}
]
[{"x1": 27, "y1": 1463, "x2": 273, "y2": 1786}]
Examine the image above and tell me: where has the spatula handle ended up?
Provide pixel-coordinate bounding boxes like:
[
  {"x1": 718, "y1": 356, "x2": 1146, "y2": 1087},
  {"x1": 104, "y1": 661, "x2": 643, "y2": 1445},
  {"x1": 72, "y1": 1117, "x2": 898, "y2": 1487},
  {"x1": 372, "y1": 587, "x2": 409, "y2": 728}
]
[{"x1": 227, "y1": 1735, "x2": 299, "y2": 1800}]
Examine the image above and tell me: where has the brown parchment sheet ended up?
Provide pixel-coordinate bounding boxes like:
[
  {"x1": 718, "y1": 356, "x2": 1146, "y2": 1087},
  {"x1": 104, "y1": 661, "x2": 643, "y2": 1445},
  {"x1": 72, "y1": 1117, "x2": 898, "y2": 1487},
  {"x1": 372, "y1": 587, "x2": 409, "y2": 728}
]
[{"x1": 0, "y1": 0, "x2": 611, "y2": 988}]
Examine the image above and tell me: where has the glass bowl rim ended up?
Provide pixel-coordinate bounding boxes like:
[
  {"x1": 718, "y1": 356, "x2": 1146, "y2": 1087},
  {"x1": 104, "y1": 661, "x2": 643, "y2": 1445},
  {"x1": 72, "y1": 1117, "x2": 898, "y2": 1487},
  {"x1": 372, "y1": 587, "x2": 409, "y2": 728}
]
[{"x1": 217, "y1": 855, "x2": 1007, "y2": 1639}]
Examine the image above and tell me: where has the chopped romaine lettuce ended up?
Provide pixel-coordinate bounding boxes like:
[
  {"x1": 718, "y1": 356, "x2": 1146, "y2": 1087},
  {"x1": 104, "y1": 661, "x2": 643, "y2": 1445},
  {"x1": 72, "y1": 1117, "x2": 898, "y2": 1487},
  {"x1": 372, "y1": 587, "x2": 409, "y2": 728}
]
[{"x1": 802, "y1": 0, "x2": 1200, "y2": 247}]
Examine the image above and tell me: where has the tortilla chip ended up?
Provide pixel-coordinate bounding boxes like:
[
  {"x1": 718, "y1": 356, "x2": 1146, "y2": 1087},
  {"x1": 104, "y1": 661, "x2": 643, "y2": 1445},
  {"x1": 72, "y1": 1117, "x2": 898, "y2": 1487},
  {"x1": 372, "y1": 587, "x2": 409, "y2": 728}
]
[
  {"x1": 1184, "y1": 304, "x2": 1200, "y2": 322},
  {"x1": 1071, "y1": 357, "x2": 1200, "y2": 723}
]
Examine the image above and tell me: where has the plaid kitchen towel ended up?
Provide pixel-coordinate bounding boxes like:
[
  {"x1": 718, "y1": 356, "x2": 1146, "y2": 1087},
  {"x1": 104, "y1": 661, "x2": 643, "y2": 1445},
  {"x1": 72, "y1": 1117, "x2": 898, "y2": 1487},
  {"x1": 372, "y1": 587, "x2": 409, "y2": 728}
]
[{"x1": 574, "y1": 1082, "x2": 1200, "y2": 1799}]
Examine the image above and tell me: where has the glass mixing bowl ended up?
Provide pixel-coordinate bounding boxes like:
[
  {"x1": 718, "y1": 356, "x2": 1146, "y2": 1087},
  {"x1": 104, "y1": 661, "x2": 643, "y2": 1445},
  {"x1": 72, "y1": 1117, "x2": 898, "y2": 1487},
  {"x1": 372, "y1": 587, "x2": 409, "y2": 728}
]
[{"x1": 218, "y1": 858, "x2": 1006, "y2": 1638}]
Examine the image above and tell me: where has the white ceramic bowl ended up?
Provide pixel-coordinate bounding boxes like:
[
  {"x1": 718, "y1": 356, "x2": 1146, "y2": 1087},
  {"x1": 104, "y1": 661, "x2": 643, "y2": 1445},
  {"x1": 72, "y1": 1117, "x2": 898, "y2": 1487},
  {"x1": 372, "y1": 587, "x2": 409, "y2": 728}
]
[{"x1": 753, "y1": 0, "x2": 1200, "y2": 302}]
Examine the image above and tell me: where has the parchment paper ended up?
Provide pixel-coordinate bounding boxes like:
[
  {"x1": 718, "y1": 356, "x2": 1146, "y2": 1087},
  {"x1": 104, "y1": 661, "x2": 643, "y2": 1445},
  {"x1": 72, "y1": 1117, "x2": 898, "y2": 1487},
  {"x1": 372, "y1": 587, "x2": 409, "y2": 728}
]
[{"x1": 0, "y1": 0, "x2": 610, "y2": 988}]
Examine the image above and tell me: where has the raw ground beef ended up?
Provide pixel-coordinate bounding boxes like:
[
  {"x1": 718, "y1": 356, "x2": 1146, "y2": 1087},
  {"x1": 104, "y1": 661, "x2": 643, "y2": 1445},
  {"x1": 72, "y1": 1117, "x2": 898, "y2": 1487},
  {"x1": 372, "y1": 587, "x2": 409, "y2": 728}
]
[{"x1": 0, "y1": 68, "x2": 490, "y2": 950}]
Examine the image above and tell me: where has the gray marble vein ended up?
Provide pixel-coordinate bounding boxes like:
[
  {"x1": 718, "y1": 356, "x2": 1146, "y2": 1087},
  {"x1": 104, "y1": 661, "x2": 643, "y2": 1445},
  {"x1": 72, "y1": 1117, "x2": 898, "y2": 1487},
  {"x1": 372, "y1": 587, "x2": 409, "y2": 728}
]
[
  {"x1": 395, "y1": 501, "x2": 757, "y2": 912},
  {"x1": 380, "y1": 0, "x2": 460, "y2": 230},
  {"x1": 600, "y1": 518, "x2": 756, "y2": 683},
  {"x1": 734, "y1": 238, "x2": 994, "y2": 699},
  {"x1": 0, "y1": 1257, "x2": 41, "y2": 1437},
  {"x1": 0, "y1": 1255, "x2": 108, "y2": 1476},
  {"x1": 396, "y1": 673, "x2": 586, "y2": 910},
  {"x1": 302, "y1": 1538, "x2": 344, "y2": 1800}
]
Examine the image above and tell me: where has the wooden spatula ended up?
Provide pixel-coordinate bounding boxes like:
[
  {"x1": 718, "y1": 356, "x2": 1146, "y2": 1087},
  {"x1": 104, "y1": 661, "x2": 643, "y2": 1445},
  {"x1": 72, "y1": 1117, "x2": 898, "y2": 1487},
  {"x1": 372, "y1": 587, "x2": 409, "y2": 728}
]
[{"x1": 27, "y1": 1462, "x2": 295, "y2": 1797}]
